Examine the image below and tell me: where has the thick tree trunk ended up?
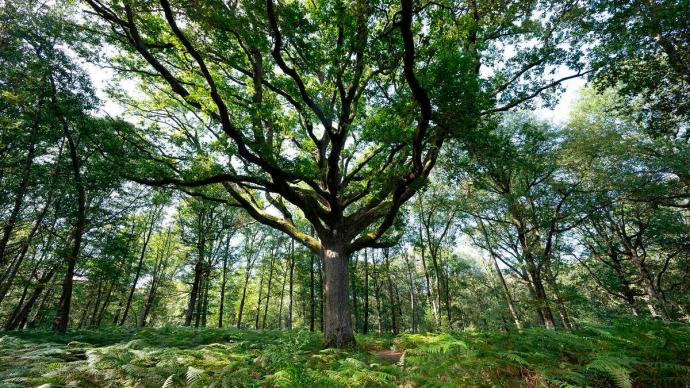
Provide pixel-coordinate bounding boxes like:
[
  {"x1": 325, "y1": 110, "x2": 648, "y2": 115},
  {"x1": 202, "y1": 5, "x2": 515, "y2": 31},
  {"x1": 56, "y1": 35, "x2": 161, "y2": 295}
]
[{"x1": 320, "y1": 240, "x2": 355, "y2": 348}]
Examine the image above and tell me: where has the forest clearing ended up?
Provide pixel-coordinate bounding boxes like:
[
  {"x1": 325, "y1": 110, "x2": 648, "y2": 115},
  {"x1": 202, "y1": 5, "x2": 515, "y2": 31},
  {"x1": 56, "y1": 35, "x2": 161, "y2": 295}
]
[{"x1": 1, "y1": 0, "x2": 688, "y2": 386}]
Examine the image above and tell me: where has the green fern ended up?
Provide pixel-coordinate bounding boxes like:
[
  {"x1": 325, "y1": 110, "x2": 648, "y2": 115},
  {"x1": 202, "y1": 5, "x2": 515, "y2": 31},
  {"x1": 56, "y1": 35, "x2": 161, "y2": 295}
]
[
  {"x1": 586, "y1": 355, "x2": 632, "y2": 388},
  {"x1": 185, "y1": 366, "x2": 204, "y2": 387}
]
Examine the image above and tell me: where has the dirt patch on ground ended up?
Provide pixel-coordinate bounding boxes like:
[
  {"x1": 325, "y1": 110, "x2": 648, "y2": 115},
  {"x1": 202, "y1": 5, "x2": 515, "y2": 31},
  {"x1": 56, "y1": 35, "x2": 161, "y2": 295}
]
[{"x1": 374, "y1": 349, "x2": 404, "y2": 364}]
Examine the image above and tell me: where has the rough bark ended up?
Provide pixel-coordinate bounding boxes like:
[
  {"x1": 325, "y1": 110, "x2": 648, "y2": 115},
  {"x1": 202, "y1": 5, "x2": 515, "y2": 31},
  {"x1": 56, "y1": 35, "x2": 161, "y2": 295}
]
[{"x1": 321, "y1": 239, "x2": 355, "y2": 348}]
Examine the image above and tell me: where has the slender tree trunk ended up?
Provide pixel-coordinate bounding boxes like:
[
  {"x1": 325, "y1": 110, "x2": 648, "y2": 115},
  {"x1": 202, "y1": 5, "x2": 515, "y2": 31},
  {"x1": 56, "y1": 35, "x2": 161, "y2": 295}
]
[
  {"x1": 309, "y1": 252, "x2": 315, "y2": 332},
  {"x1": 287, "y1": 239, "x2": 295, "y2": 330},
  {"x1": 90, "y1": 280, "x2": 103, "y2": 326},
  {"x1": 120, "y1": 213, "x2": 157, "y2": 326},
  {"x1": 363, "y1": 248, "x2": 369, "y2": 334},
  {"x1": 0, "y1": 183, "x2": 55, "y2": 306},
  {"x1": 5, "y1": 280, "x2": 31, "y2": 329},
  {"x1": 52, "y1": 111, "x2": 86, "y2": 333},
  {"x1": 218, "y1": 239, "x2": 229, "y2": 328},
  {"x1": 186, "y1": 260, "x2": 203, "y2": 326},
  {"x1": 384, "y1": 249, "x2": 398, "y2": 334},
  {"x1": 442, "y1": 253, "x2": 452, "y2": 328},
  {"x1": 97, "y1": 281, "x2": 115, "y2": 326},
  {"x1": 278, "y1": 255, "x2": 288, "y2": 329},
  {"x1": 77, "y1": 294, "x2": 94, "y2": 329},
  {"x1": 0, "y1": 101, "x2": 41, "y2": 269},
  {"x1": 491, "y1": 255, "x2": 521, "y2": 329},
  {"x1": 201, "y1": 271, "x2": 210, "y2": 327},
  {"x1": 262, "y1": 255, "x2": 275, "y2": 329},
  {"x1": 6, "y1": 266, "x2": 58, "y2": 330},
  {"x1": 320, "y1": 239, "x2": 355, "y2": 347},
  {"x1": 350, "y1": 253, "x2": 359, "y2": 332},
  {"x1": 544, "y1": 264, "x2": 572, "y2": 329},
  {"x1": 236, "y1": 256, "x2": 252, "y2": 329},
  {"x1": 372, "y1": 254, "x2": 384, "y2": 334},
  {"x1": 255, "y1": 268, "x2": 265, "y2": 330},
  {"x1": 403, "y1": 253, "x2": 417, "y2": 333},
  {"x1": 526, "y1": 258, "x2": 555, "y2": 329}
]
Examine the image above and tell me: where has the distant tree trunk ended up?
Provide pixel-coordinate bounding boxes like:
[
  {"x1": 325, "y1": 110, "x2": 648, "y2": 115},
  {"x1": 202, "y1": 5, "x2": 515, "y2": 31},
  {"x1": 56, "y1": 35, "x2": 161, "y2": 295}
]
[
  {"x1": 52, "y1": 109, "x2": 86, "y2": 333},
  {"x1": 309, "y1": 252, "x2": 315, "y2": 332},
  {"x1": 120, "y1": 211, "x2": 157, "y2": 326},
  {"x1": 201, "y1": 271, "x2": 210, "y2": 327},
  {"x1": 384, "y1": 249, "x2": 398, "y2": 334},
  {"x1": 255, "y1": 268, "x2": 265, "y2": 330},
  {"x1": 28, "y1": 270, "x2": 58, "y2": 329},
  {"x1": 403, "y1": 252, "x2": 417, "y2": 333},
  {"x1": 278, "y1": 252, "x2": 288, "y2": 329},
  {"x1": 262, "y1": 255, "x2": 275, "y2": 329},
  {"x1": 526, "y1": 257, "x2": 556, "y2": 329},
  {"x1": 629, "y1": 250, "x2": 670, "y2": 320},
  {"x1": 77, "y1": 293, "x2": 94, "y2": 329},
  {"x1": 442, "y1": 252, "x2": 452, "y2": 327},
  {"x1": 0, "y1": 101, "x2": 40, "y2": 270},
  {"x1": 363, "y1": 249, "x2": 370, "y2": 334},
  {"x1": 479, "y1": 219, "x2": 522, "y2": 330},
  {"x1": 6, "y1": 266, "x2": 58, "y2": 330},
  {"x1": 0, "y1": 190, "x2": 53, "y2": 306},
  {"x1": 372, "y1": 254, "x2": 384, "y2": 334},
  {"x1": 90, "y1": 280, "x2": 104, "y2": 326},
  {"x1": 218, "y1": 237, "x2": 230, "y2": 328},
  {"x1": 492, "y1": 256, "x2": 521, "y2": 329},
  {"x1": 544, "y1": 264, "x2": 572, "y2": 329},
  {"x1": 236, "y1": 255, "x2": 253, "y2": 329},
  {"x1": 5, "y1": 279, "x2": 31, "y2": 329},
  {"x1": 186, "y1": 260, "x2": 203, "y2": 326},
  {"x1": 419, "y1": 223, "x2": 439, "y2": 329},
  {"x1": 97, "y1": 281, "x2": 115, "y2": 326},
  {"x1": 350, "y1": 253, "x2": 359, "y2": 332},
  {"x1": 287, "y1": 239, "x2": 295, "y2": 330}
]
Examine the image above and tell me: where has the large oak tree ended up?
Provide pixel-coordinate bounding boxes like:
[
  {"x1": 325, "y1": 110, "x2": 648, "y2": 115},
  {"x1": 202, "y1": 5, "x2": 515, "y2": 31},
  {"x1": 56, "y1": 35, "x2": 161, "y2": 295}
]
[{"x1": 84, "y1": 0, "x2": 589, "y2": 346}]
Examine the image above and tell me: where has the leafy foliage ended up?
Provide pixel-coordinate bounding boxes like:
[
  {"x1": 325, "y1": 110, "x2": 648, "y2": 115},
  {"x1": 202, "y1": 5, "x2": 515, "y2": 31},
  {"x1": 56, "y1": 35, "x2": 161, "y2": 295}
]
[{"x1": 1, "y1": 321, "x2": 688, "y2": 387}]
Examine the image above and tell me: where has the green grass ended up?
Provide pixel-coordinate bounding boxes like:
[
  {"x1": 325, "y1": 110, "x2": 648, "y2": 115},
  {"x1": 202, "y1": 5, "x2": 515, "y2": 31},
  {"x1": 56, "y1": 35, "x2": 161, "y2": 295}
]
[{"x1": 0, "y1": 320, "x2": 688, "y2": 387}]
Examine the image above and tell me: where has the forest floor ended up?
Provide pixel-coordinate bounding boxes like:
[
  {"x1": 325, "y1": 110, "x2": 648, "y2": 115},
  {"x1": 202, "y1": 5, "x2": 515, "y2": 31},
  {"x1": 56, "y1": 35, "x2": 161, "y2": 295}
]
[{"x1": 0, "y1": 320, "x2": 688, "y2": 387}]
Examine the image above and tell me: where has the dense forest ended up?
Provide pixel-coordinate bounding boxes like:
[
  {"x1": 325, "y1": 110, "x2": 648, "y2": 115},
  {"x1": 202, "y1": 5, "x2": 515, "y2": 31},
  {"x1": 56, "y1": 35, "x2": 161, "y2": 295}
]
[{"x1": 0, "y1": 0, "x2": 688, "y2": 386}]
